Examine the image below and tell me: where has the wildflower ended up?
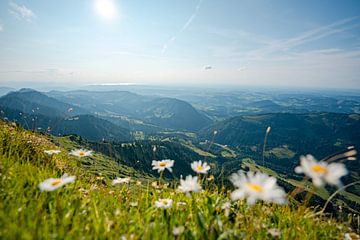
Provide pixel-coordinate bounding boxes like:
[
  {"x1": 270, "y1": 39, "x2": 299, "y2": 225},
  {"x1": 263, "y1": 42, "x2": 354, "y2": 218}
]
[
  {"x1": 155, "y1": 198, "x2": 173, "y2": 209},
  {"x1": 295, "y1": 154, "x2": 348, "y2": 187},
  {"x1": 177, "y1": 201, "x2": 187, "y2": 206},
  {"x1": 178, "y1": 175, "x2": 202, "y2": 193},
  {"x1": 172, "y1": 226, "x2": 185, "y2": 236},
  {"x1": 69, "y1": 149, "x2": 93, "y2": 157},
  {"x1": 344, "y1": 232, "x2": 360, "y2": 240},
  {"x1": 44, "y1": 149, "x2": 61, "y2": 155},
  {"x1": 38, "y1": 174, "x2": 76, "y2": 191},
  {"x1": 229, "y1": 171, "x2": 287, "y2": 205},
  {"x1": 130, "y1": 202, "x2": 138, "y2": 207},
  {"x1": 112, "y1": 177, "x2": 131, "y2": 185},
  {"x1": 151, "y1": 181, "x2": 159, "y2": 188},
  {"x1": 267, "y1": 228, "x2": 281, "y2": 238},
  {"x1": 152, "y1": 159, "x2": 174, "y2": 173},
  {"x1": 136, "y1": 181, "x2": 142, "y2": 185},
  {"x1": 221, "y1": 201, "x2": 231, "y2": 210},
  {"x1": 207, "y1": 175, "x2": 215, "y2": 181},
  {"x1": 191, "y1": 160, "x2": 211, "y2": 174},
  {"x1": 222, "y1": 201, "x2": 231, "y2": 217}
]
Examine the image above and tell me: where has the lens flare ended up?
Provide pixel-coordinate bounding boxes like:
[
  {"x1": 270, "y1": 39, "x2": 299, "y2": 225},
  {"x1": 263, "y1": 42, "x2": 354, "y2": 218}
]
[{"x1": 94, "y1": 0, "x2": 117, "y2": 20}]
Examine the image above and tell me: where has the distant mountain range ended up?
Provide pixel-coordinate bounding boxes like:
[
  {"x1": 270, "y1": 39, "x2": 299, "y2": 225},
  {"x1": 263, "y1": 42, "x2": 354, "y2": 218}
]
[
  {"x1": 199, "y1": 112, "x2": 360, "y2": 195},
  {"x1": 47, "y1": 90, "x2": 212, "y2": 131},
  {"x1": 0, "y1": 88, "x2": 88, "y2": 117},
  {"x1": 0, "y1": 88, "x2": 213, "y2": 140},
  {"x1": 0, "y1": 87, "x2": 15, "y2": 97},
  {"x1": 200, "y1": 112, "x2": 360, "y2": 156},
  {"x1": 0, "y1": 106, "x2": 131, "y2": 142}
]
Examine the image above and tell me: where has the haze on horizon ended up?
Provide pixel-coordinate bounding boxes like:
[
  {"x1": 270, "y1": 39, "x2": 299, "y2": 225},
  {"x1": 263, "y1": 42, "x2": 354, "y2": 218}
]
[{"x1": 0, "y1": 0, "x2": 360, "y2": 89}]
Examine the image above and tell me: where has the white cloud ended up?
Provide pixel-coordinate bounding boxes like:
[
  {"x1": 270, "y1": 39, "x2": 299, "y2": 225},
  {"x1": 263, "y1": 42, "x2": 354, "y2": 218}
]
[
  {"x1": 9, "y1": 1, "x2": 36, "y2": 22},
  {"x1": 0, "y1": 23, "x2": 3, "y2": 32}
]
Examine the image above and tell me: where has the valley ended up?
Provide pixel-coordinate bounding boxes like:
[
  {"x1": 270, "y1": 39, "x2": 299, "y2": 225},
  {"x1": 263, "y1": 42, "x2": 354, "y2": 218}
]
[{"x1": 1, "y1": 87, "x2": 359, "y2": 217}]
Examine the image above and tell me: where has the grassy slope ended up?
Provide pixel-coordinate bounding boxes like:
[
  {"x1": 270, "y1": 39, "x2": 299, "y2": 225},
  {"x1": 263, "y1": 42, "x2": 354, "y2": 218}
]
[{"x1": 0, "y1": 121, "x2": 353, "y2": 239}]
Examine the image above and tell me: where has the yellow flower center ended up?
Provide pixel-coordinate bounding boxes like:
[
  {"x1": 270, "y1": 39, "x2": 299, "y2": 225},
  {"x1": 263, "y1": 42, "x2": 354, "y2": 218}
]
[
  {"x1": 51, "y1": 179, "x2": 62, "y2": 186},
  {"x1": 247, "y1": 183, "x2": 263, "y2": 193},
  {"x1": 159, "y1": 162, "x2": 167, "y2": 167},
  {"x1": 79, "y1": 152, "x2": 85, "y2": 156},
  {"x1": 311, "y1": 164, "x2": 328, "y2": 174},
  {"x1": 197, "y1": 166, "x2": 203, "y2": 171},
  {"x1": 162, "y1": 200, "x2": 168, "y2": 205}
]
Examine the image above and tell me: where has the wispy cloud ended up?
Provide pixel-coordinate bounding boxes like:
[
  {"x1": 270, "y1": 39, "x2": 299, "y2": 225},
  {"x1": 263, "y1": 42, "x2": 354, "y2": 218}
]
[
  {"x1": 162, "y1": 0, "x2": 203, "y2": 54},
  {"x1": 0, "y1": 23, "x2": 3, "y2": 32},
  {"x1": 9, "y1": 1, "x2": 36, "y2": 22},
  {"x1": 206, "y1": 16, "x2": 360, "y2": 69},
  {"x1": 246, "y1": 16, "x2": 360, "y2": 60}
]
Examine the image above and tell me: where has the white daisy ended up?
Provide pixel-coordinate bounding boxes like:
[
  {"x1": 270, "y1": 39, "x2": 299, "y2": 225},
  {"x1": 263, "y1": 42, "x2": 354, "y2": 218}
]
[
  {"x1": 191, "y1": 160, "x2": 211, "y2": 174},
  {"x1": 44, "y1": 149, "x2": 61, "y2": 155},
  {"x1": 130, "y1": 202, "x2": 138, "y2": 207},
  {"x1": 178, "y1": 175, "x2": 202, "y2": 193},
  {"x1": 229, "y1": 171, "x2": 287, "y2": 205},
  {"x1": 112, "y1": 177, "x2": 131, "y2": 185},
  {"x1": 172, "y1": 226, "x2": 185, "y2": 236},
  {"x1": 295, "y1": 154, "x2": 348, "y2": 187},
  {"x1": 151, "y1": 159, "x2": 174, "y2": 173},
  {"x1": 267, "y1": 228, "x2": 281, "y2": 238},
  {"x1": 344, "y1": 233, "x2": 360, "y2": 240},
  {"x1": 69, "y1": 149, "x2": 93, "y2": 158},
  {"x1": 38, "y1": 174, "x2": 76, "y2": 191},
  {"x1": 155, "y1": 198, "x2": 173, "y2": 209}
]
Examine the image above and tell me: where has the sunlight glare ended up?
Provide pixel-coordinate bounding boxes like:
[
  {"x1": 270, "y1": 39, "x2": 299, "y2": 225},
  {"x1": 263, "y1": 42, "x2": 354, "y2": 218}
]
[{"x1": 94, "y1": 0, "x2": 117, "y2": 20}]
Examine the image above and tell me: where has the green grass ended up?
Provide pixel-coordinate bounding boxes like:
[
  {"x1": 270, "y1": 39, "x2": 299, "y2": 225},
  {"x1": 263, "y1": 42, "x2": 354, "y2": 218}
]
[
  {"x1": 267, "y1": 146, "x2": 296, "y2": 159},
  {"x1": 213, "y1": 143, "x2": 237, "y2": 158},
  {"x1": 180, "y1": 140, "x2": 216, "y2": 158},
  {"x1": 0, "y1": 121, "x2": 354, "y2": 239}
]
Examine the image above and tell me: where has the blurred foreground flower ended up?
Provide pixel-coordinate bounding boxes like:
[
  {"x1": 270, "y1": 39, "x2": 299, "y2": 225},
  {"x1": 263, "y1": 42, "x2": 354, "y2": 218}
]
[
  {"x1": 229, "y1": 171, "x2": 287, "y2": 205},
  {"x1": 191, "y1": 160, "x2": 210, "y2": 174},
  {"x1": 173, "y1": 226, "x2": 185, "y2": 236},
  {"x1": 344, "y1": 232, "x2": 360, "y2": 240},
  {"x1": 152, "y1": 159, "x2": 174, "y2": 173},
  {"x1": 178, "y1": 175, "x2": 202, "y2": 194},
  {"x1": 267, "y1": 228, "x2": 281, "y2": 238},
  {"x1": 38, "y1": 174, "x2": 76, "y2": 191},
  {"x1": 155, "y1": 198, "x2": 173, "y2": 209},
  {"x1": 69, "y1": 149, "x2": 93, "y2": 158},
  {"x1": 295, "y1": 154, "x2": 348, "y2": 187},
  {"x1": 112, "y1": 177, "x2": 131, "y2": 185},
  {"x1": 44, "y1": 149, "x2": 61, "y2": 155}
]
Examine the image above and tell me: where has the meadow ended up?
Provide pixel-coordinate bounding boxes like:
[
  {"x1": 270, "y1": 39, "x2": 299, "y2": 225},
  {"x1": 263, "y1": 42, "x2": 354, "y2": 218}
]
[{"x1": 0, "y1": 120, "x2": 358, "y2": 239}]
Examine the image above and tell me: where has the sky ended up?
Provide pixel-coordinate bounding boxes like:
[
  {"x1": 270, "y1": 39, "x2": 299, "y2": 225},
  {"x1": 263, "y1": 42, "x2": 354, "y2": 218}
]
[{"x1": 0, "y1": 0, "x2": 360, "y2": 89}]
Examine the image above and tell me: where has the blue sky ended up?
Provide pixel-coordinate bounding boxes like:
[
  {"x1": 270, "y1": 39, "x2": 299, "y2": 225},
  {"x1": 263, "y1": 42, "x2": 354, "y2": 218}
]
[{"x1": 0, "y1": 0, "x2": 360, "y2": 88}]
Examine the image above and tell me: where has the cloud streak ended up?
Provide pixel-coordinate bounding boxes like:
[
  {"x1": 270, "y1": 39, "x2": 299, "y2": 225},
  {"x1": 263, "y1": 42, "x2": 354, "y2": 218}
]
[
  {"x1": 9, "y1": 1, "x2": 36, "y2": 22},
  {"x1": 162, "y1": 0, "x2": 203, "y2": 54},
  {"x1": 246, "y1": 16, "x2": 360, "y2": 60},
  {"x1": 208, "y1": 16, "x2": 360, "y2": 68}
]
